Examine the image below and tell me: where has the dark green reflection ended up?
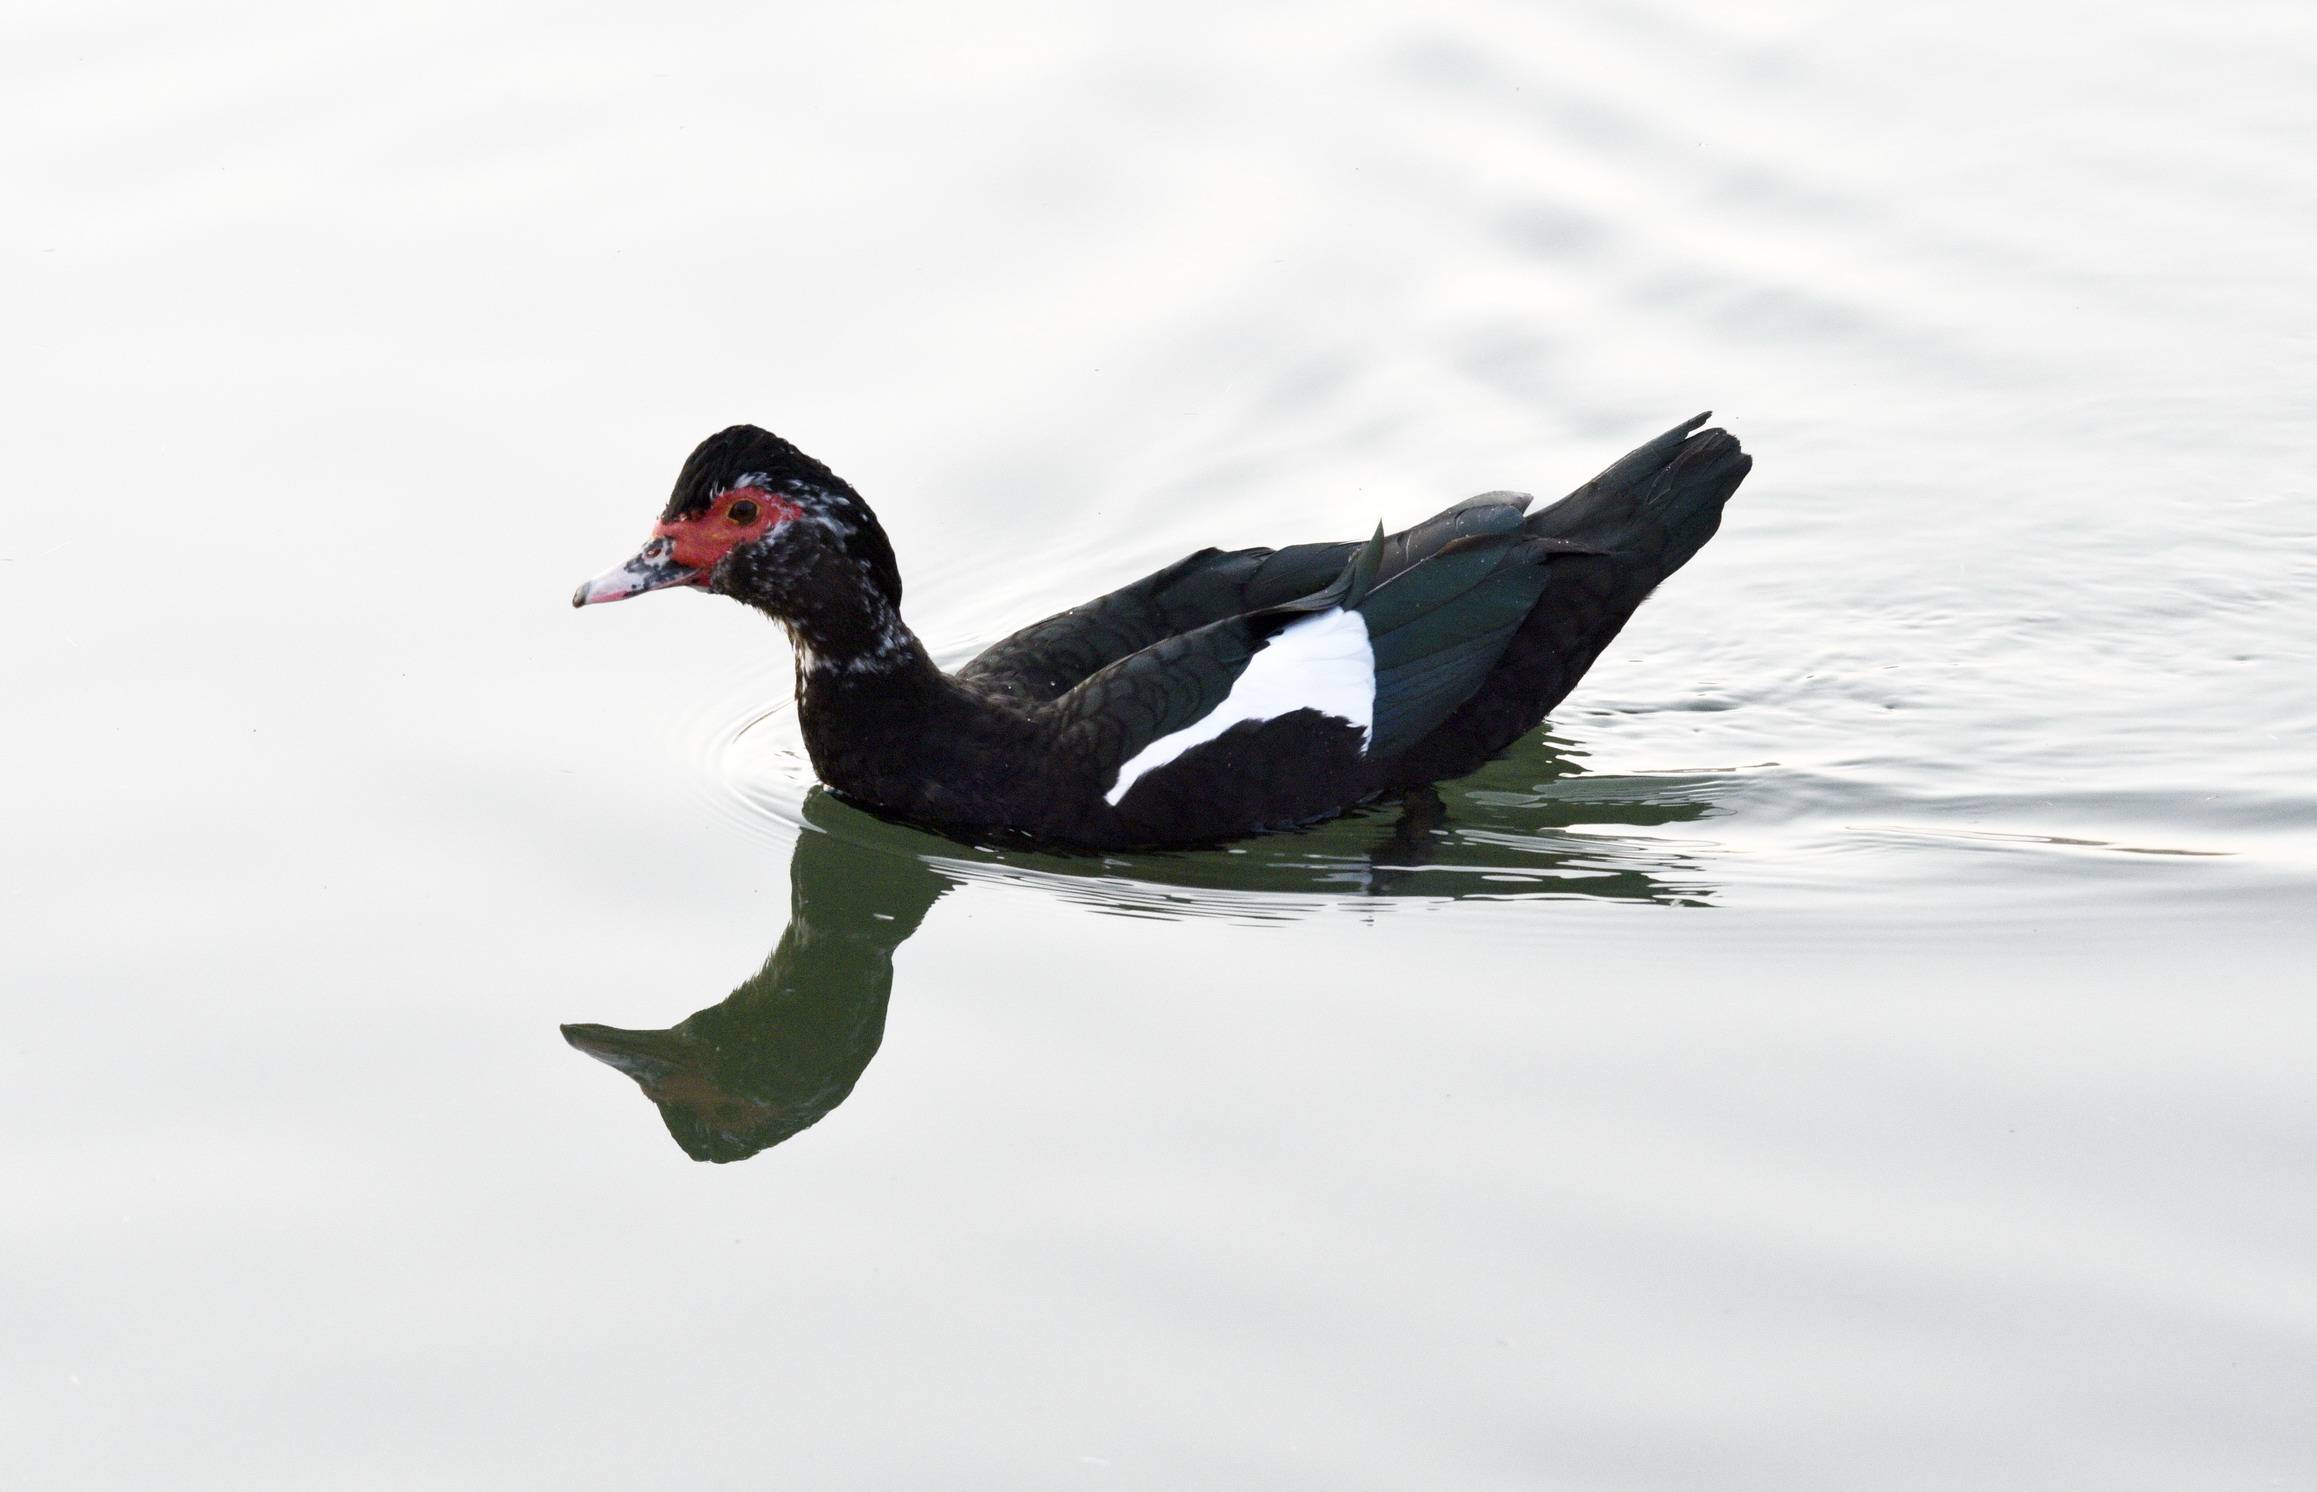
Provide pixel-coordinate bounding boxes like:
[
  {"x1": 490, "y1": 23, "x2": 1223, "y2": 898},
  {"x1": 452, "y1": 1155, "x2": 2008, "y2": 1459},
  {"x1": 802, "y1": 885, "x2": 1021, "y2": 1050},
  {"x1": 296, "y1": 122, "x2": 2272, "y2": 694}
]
[
  {"x1": 566, "y1": 737, "x2": 1726, "y2": 1163},
  {"x1": 563, "y1": 793, "x2": 953, "y2": 1163}
]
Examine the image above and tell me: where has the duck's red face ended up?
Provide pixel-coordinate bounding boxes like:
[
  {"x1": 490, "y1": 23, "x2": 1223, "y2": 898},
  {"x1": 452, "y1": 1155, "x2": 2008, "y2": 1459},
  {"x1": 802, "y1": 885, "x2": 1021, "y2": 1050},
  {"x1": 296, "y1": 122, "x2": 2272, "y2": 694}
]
[{"x1": 572, "y1": 483, "x2": 804, "y2": 607}]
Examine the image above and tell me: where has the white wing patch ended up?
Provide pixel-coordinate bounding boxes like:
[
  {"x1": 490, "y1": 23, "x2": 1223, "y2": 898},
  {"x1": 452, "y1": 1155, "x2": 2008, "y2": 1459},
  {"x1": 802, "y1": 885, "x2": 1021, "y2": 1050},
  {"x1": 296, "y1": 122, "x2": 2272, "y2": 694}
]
[{"x1": 1104, "y1": 607, "x2": 1375, "y2": 806}]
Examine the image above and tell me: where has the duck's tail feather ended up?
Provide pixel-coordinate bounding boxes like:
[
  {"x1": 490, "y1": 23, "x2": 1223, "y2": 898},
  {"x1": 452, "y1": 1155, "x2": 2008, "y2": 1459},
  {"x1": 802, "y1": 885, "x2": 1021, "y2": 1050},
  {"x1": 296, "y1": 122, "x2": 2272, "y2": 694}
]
[{"x1": 1525, "y1": 412, "x2": 1751, "y2": 585}]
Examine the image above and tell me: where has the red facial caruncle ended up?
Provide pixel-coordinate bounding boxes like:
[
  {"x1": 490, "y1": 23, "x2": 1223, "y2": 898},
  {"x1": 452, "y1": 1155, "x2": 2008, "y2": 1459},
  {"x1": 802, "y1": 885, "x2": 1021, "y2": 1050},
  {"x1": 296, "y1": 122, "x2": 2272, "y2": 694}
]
[
  {"x1": 572, "y1": 483, "x2": 803, "y2": 608},
  {"x1": 653, "y1": 484, "x2": 802, "y2": 572}
]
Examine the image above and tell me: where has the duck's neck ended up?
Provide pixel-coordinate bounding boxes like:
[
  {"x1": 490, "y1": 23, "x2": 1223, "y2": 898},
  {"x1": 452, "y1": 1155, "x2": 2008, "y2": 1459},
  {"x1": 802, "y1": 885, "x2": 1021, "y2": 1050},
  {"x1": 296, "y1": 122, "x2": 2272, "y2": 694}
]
[
  {"x1": 783, "y1": 584, "x2": 927, "y2": 682},
  {"x1": 782, "y1": 593, "x2": 959, "y2": 809}
]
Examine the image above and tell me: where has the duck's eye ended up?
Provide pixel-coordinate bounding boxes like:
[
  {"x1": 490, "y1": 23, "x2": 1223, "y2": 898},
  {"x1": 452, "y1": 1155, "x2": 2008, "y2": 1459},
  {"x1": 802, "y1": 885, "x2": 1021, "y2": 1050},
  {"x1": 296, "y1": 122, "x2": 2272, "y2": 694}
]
[{"x1": 728, "y1": 499, "x2": 761, "y2": 525}]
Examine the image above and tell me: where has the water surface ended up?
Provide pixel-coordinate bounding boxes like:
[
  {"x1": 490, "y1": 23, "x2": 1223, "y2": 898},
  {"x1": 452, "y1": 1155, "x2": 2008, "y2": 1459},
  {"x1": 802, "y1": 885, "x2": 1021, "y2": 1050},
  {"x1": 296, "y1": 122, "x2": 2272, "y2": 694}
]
[{"x1": 7, "y1": 1, "x2": 2315, "y2": 1487}]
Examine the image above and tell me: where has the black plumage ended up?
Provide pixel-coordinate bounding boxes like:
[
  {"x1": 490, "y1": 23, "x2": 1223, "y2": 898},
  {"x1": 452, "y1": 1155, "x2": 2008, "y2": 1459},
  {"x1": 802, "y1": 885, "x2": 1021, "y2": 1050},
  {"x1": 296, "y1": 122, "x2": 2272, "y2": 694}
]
[{"x1": 577, "y1": 413, "x2": 1751, "y2": 847}]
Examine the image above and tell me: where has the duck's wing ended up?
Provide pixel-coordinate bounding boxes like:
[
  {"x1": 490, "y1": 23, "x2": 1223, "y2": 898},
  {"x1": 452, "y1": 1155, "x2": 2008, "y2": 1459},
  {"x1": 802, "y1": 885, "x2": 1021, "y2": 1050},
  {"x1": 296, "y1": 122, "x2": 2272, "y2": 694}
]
[
  {"x1": 960, "y1": 491, "x2": 1535, "y2": 704},
  {"x1": 1379, "y1": 414, "x2": 1752, "y2": 786},
  {"x1": 1355, "y1": 530, "x2": 1610, "y2": 758},
  {"x1": 1051, "y1": 528, "x2": 1602, "y2": 829}
]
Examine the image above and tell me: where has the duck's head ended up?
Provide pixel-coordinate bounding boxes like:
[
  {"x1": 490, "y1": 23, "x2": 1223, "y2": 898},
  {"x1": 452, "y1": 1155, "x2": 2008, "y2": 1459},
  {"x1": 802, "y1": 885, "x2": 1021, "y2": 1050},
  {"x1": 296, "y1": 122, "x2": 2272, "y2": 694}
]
[{"x1": 573, "y1": 425, "x2": 902, "y2": 623}]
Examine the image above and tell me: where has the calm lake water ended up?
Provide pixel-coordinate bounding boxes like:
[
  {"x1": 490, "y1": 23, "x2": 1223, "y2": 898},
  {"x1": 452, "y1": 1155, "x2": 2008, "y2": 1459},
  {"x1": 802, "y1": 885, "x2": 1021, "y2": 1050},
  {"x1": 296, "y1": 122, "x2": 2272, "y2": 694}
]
[{"x1": 8, "y1": 1, "x2": 2316, "y2": 1486}]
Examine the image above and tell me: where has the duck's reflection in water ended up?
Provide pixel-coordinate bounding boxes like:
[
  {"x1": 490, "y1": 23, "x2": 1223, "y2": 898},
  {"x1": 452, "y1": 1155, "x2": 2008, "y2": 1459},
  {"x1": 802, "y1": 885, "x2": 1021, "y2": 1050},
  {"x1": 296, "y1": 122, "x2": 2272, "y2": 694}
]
[
  {"x1": 564, "y1": 794, "x2": 952, "y2": 1163},
  {"x1": 566, "y1": 739, "x2": 1730, "y2": 1163}
]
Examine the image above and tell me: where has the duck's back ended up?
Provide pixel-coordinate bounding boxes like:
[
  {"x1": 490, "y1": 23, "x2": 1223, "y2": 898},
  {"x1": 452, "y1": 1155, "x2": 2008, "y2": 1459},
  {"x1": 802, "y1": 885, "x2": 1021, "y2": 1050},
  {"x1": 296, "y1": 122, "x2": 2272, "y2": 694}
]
[
  {"x1": 957, "y1": 489, "x2": 1534, "y2": 705},
  {"x1": 963, "y1": 412, "x2": 1744, "y2": 721}
]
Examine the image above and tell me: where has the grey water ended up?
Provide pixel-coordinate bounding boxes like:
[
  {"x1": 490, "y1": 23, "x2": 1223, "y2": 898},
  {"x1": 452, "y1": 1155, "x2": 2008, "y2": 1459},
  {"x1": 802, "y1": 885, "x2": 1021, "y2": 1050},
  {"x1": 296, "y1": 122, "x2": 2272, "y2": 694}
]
[{"x1": 6, "y1": 1, "x2": 2315, "y2": 1487}]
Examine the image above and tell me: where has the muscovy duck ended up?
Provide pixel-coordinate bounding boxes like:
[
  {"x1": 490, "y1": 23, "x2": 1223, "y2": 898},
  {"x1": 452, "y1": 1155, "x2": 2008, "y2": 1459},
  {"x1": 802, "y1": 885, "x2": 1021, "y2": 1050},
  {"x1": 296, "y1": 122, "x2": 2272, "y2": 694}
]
[{"x1": 574, "y1": 414, "x2": 1750, "y2": 848}]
